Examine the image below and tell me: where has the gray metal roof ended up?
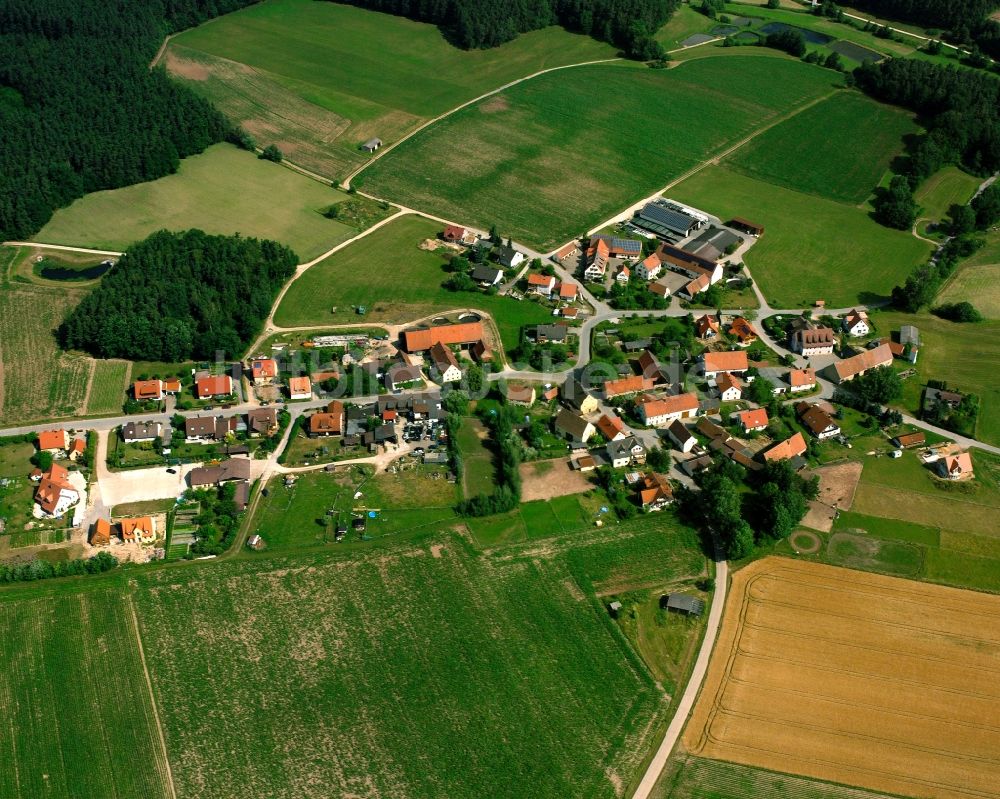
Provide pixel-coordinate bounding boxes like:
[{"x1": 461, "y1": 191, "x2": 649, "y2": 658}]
[{"x1": 666, "y1": 594, "x2": 705, "y2": 615}]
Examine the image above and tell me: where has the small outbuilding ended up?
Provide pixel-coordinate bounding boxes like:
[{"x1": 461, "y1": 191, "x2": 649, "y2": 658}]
[
  {"x1": 661, "y1": 593, "x2": 705, "y2": 617},
  {"x1": 361, "y1": 137, "x2": 382, "y2": 152},
  {"x1": 608, "y1": 601, "x2": 623, "y2": 618}
]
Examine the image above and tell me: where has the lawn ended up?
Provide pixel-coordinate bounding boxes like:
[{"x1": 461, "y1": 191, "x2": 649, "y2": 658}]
[
  {"x1": 0, "y1": 590, "x2": 172, "y2": 799},
  {"x1": 876, "y1": 309, "x2": 1000, "y2": 445},
  {"x1": 456, "y1": 417, "x2": 496, "y2": 497},
  {"x1": 670, "y1": 166, "x2": 933, "y2": 307},
  {"x1": 655, "y1": 4, "x2": 715, "y2": 48},
  {"x1": 913, "y1": 165, "x2": 982, "y2": 224},
  {"x1": 0, "y1": 441, "x2": 39, "y2": 535},
  {"x1": 0, "y1": 275, "x2": 92, "y2": 425},
  {"x1": 250, "y1": 466, "x2": 458, "y2": 552},
  {"x1": 133, "y1": 537, "x2": 672, "y2": 798},
  {"x1": 273, "y1": 214, "x2": 552, "y2": 352},
  {"x1": 359, "y1": 57, "x2": 841, "y2": 249},
  {"x1": 165, "y1": 0, "x2": 617, "y2": 179},
  {"x1": 37, "y1": 144, "x2": 357, "y2": 260},
  {"x1": 729, "y1": 91, "x2": 917, "y2": 204},
  {"x1": 84, "y1": 359, "x2": 130, "y2": 415}
]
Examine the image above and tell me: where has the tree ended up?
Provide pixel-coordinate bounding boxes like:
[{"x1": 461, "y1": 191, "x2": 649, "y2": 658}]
[
  {"x1": 646, "y1": 447, "x2": 671, "y2": 471},
  {"x1": 31, "y1": 450, "x2": 53, "y2": 470},
  {"x1": 972, "y1": 183, "x2": 1000, "y2": 229},
  {"x1": 850, "y1": 365, "x2": 903, "y2": 404},
  {"x1": 949, "y1": 203, "x2": 977, "y2": 235},
  {"x1": 874, "y1": 176, "x2": 917, "y2": 230},
  {"x1": 748, "y1": 376, "x2": 775, "y2": 406},
  {"x1": 932, "y1": 301, "x2": 983, "y2": 322},
  {"x1": 764, "y1": 29, "x2": 807, "y2": 57},
  {"x1": 767, "y1": 0, "x2": 780, "y2": 7},
  {"x1": 260, "y1": 144, "x2": 283, "y2": 163},
  {"x1": 823, "y1": 51, "x2": 843, "y2": 71}
]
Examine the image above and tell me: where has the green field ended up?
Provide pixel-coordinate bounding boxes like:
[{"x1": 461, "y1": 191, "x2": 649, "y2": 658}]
[
  {"x1": 937, "y1": 230, "x2": 1000, "y2": 318},
  {"x1": 730, "y1": 91, "x2": 916, "y2": 204},
  {"x1": 165, "y1": 0, "x2": 617, "y2": 179},
  {"x1": 0, "y1": 258, "x2": 93, "y2": 425},
  {"x1": 359, "y1": 57, "x2": 840, "y2": 249},
  {"x1": 876, "y1": 310, "x2": 1000, "y2": 445},
  {"x1": 670, "y1": 167, "x2": 932, "y2": 307},
  {"x1": 456, "y1": 417, "x2": 496, "y2": 497},
  {"x1": 913, "y1": 165, "x2": 982, "y2": 224},
  {"x1": 273, "y1": 214, "x2": 552, "y2": 352},
  {"x1": 0, "y1": 591, "x2": 172, "y2": 799},
  {"x1": 653, "y1": 755, "x2": 898, "y2": 799},
  {"x1": 38, "y1": 144, "x2": 357, "y2": 260},
  {"x1": 84, "y1": 360, "x2": 130, "y2": 415},
  {"x1": 655, "y1": 4, "x2": 715, "y2": 48}
]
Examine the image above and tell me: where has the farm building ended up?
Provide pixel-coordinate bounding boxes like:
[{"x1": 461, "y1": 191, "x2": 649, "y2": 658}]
[
  {"x1": 662, "y1": 593, "x2": 705, "y2": 617},
  {"x1": 828, "y1": 344, "x2": 892, "y2": 383},
  {"x1": 728, "y1": 217, "x2": 764, "y2": 237},
  {"x1": 634, "y1": 202, "x2": 703, "y2": 238},
  {"x1": 554, "y1": 409, "x2": 595, "y2": 445},
  {"x1": 471, "y1": 265, "x2": 503, "y2": 286},
  {"x1": 892, "y1": 431, "x2": 926, "y2": 448},
  {"x1": 667, "y1": 420, "x2": 697, "y2": 453},
  {"x1": 402, "y1": 321, "x2": 484, "y2": 353},
  {"x1": 361, "y1": 137, "x2": 382, "y2": 152}
]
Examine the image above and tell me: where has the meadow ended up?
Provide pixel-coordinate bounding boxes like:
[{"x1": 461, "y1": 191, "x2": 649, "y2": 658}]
[
  {"x1": 670, "y1": 167, "x2": 932, "y2": 307},
  {"x1": 84, "y1": 360, "x2": 130, "y2": 415},
  {"x1": 135, "y1": 539, "x2": 669, "y2": 799},
  {"x1": 729, "y1": 91, "x2": 916, "y2": 204},
  {"x1": 37, "y1": 144, "x2": 357, "y2": 260},
  {"x1": 876, "y1": 310, "x2": 1000, "y2": 445},
  {"x1": 913, "y1": 165, "x2": 982, "y2": 225},
  {"x1": 273, "y1": 214, "x2": 552, "y2": 352},
  {"x1": 654, "y1": 755, "x2": 899, "y2": 799},
  {"x1": 165, "y1": 0, "x2": 617, "y2": 178},
  {"x1": 456, "y1": 417, "x2": 496, "y2": 497},
  {"x1": 359, "y1": 57, "x2": 841, "y2": 249},
  {"x1": 0, "y1": 590, "x2": 172, "y2": 799},
  {"x1": 936, "y1": 230, "x2": 1000, "y2": 318}
]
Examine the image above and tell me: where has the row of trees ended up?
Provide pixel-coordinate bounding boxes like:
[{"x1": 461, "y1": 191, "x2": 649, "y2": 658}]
[
  {"x1": 59, "y1": 230, "x2": 298, "y2": 361},
  {"x1": 0, "y1": 551, "x2": 118, "y2": 584},
  {"x1": 0, "y1": 0, "x2": 260, "y2": 240},
  {"x1": 891, "y1": 235, "x2": 984, "y2": 311},
  {"x1": 187, "y1": 483, "x2": 242, "y2": 556},
  {"x1": 848, "y1": 0, "x2": 1000, "y2": 58},
  {"x1": 330, "y1": 0, "x2": 680, "y2": 58}
]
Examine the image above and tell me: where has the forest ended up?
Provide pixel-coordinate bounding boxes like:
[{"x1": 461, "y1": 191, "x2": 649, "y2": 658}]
[
  {"x1": 329, "y1": 0, "x2": 680, "y2": 57},
  {"x1": 849, "y1": 0, "x2": 1000, "y2": 57},
  {"x1": 59, "y1": 229, "x2": 297, "y2": 361},
  {"x1": 0, "y1": 0, "x2": 259, "y2": 241}
]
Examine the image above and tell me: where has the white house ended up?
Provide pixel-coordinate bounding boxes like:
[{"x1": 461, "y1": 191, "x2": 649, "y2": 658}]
[
  {"x1": 34, "y1": 464, "x2": 80, "y2": 518},
  {"x1": 635, "y1": 253, "x2": 662, "y2": 281},
  {"x1": 497, "y1": 245, "x2": 525, "y2": 269},
  {"x1": 638, "y1": 393, "x2": 699, "y2": 427},
  {"x1": 606, "y1": 436, "x2": 646, "y2": 468},
  {"x1": 701, "y1": 351, "x2": 749, "y2": 380},
  {"x1": 715, "y1": 372, "x2": 742, "y2": 402},
  {"x1": 526, "y1": 273, "x2": 556, "y2": 296},
  {"x1": 842, "y1": 309, "x2": 870, "y2": 337},
  {"x1": 667, "y1": 420, "x2": 696, "y2": 453},
  {"x1": 791, "y1": 327, "x2": 835, "y2": 356},
  {"x1": 616, "y1": 266, "x2": 630, "y2": 284},
  {"x1": 429, "y1": 342, "x2": 463, "y2": 384}
]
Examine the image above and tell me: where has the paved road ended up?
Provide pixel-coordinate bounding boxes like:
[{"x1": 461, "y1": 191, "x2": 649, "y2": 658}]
[
  {"x1": 631, "y1": 558, "x2": 728, "y2": 799},
  {"x1": 3, "y1": 241, "x2": 123, "y2": 256}
]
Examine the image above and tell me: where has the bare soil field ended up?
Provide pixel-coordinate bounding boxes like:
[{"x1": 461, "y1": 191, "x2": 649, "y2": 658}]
[
  {"x1": 801, "y1": 461, "x2": 862, "y2": 532},
  {"x1": 519, "y1": 459, "x2": 593, "y2": 501},
  {"x1": 684, "y1": 557, "x2": 1000, "y2": 799}
]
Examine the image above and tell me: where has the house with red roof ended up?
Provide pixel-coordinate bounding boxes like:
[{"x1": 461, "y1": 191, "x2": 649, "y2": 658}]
[
  {"x1": 735, "y1": 408, "x2": 769, "y2": 433},
  {"x1": 133, "y1": 379, "x2": 165, "y2": 401},
  {"x1": 527, "y1": 273, "x2": 556, "y2": 296},
  {"x1": 34, "y1": 463, "x2": 79, "y2": 517},
  {"x1": 701, "y1": 350, "x2": 749, "y2": 379},
  {"x1": 695, "y1": 314, "x2": 720, "y2": 340},
  {"x1": 68, "y1": 438, "x2": 86, "y2": 462},
  {"x1": 638, "y1": 393, "x2": 699, "y2": 427},
  {"x1": 716, "y1": 372, "x2": 743, "y2": 401},
  {"x1": 288, "y1": 376, "x2": 312, "y2": 400},
  {"x1": 557, "y1": 282, "x2": 578, "y2": 301},
  {"x1": 196, "y1": 375, "x2": 233, "y2": 399},
  {"x1": 37, "y1": 429, "x2": 69, "y2": 455},
  {"x1": 937, "y1": 451, "x2": 974, "y2": 480},
  {"x1": 595, "y1": 414, "x2": 627, "y2": 442},
  {"x1": 250, "y1": 358, "x2": 278, "y2": 384},
  {"x1": 762, "y1": 432, "x2": 807, "y2": 463}
]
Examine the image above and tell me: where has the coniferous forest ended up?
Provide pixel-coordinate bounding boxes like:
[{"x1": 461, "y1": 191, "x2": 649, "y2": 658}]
[
  {"x1": 329, "y1": 0, "x2": 679, "y2": 58},
  {"x1": 0, "y1": 0, "x2": 259, "y2": 241},
  {"x1": 59, "y1": 230, "x2": 298, "y2": 361},
  {"x1": 849, "y1": 0, "x2": 1000, "y2": 57}
]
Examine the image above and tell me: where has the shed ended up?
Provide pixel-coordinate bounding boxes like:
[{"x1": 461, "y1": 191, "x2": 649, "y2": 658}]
[
  {"x1": 608, "y1": 601, "x2": 623, "y2": 618},
  {"x1": 662, "y1": 593, "x2": 705, "y2": 617},
  {"x1": 361, "y1": 137, "x2": 382, "y2": 152}
]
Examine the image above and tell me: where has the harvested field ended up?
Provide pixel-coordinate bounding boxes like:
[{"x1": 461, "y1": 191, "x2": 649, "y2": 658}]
[
  {"x1": 519, "y1": 458, "x2": 592, "y2": 501},
  {"x1": 84, "y1": 359, "x2": 130, "y2": 415},
  {"x1": 684, "y1": 557, "x2": 1000, "y2": 799}
]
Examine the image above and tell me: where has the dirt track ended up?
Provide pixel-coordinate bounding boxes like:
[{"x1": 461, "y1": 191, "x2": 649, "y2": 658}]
[{"x1": 684, "y1": 557, "x2": 1000, "y2": 799}]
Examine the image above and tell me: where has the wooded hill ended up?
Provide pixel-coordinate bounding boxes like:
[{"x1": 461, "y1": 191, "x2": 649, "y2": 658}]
[
  {"x1": 0, "y1": 0, "x2": 259, "y2": 241},
  {"x1": 330, "y1": 0, "x2": 679, "y2": 57},
  {"x1": 59, "y1": 229, "x2": 297, "y2": 361}
]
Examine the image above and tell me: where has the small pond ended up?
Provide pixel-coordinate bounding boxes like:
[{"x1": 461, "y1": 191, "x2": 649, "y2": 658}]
[
  {"x1": 35, "y1": 259, "x2": 114, "y2": 281},
  {"x1": 758, "y1": 21, "x2": 833, "y2": 45}
]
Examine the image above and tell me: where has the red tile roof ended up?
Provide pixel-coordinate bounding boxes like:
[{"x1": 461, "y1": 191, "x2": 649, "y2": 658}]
[
  {"x1": 91, "y1": 518, "x2": 112, "y2": 546},
  {"x1": 196, "y1": 375, "x2": 233, "y2": 398},
  {"x1": 558, "y1": 282, "x2": 578, "y2": 298},
  {"x1": 596, "y1": 414, "x2": 625, "y2": 439},
  {"x1": 703, "y1": 351, "x2": 748, "y2": 373},
  {"x1": 37, "y1": 429, "x2": 67, "y2": 451},
  {"x1": 133, "y1": 379, "x2": 164, "y2": 400},
  {"x1": 789, "y1": 368, "x2": 816, "y2": 388},
  {"x1": 695, "y1": 314, "x2": 719, "y2": 337},
  {"x1": 288, "y1": 376, "x2": 312, "y2": 396},
  {"x1": 729, "y1": 317, "x2": 757, "y2": 343},
  {"x1": 640, "y1": 393, "x2": 699, "y2": 419},
  {"x1": 69, "y1": 438, "x2": 86, "y2": 455},
  {"x1": 716, "y1": 372, "x2": 742, "y2": 394},
  {"x1": 251, "y1": 358, "x2": 278, "y2": 380},
  {"x1": 833, "y1": 344, "x2": 892, "y2": 381},
  {"x1": 403, "y1": 322, "x2": 484, "y2": 352},
  {"x1": 763, "y1": 432, "x2": 807, "y2": 462},
  {"x1": 737, "y1": 408, "x2": 769, "y2": 430},
  {"x1": 604, "y1": 375, "x2": 654, "y2": 397},
  {"x1": 527, "y1": 273, "x2": 555, "y2": 287},
  {"x1": 34, "y1": 463, "x2": 74, "y2": 515},
  {"x1": 442, "y1": 225, "x2": 466, "y2": 241}
]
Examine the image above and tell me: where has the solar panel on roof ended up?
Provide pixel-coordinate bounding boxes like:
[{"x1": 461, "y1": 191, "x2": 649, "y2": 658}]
[
  {"x1": 638, "y1": 203, "x2": 697, "y2": 232},
  {"x1": 610, "y1": 237, "x2": 642, "y2": 253}
]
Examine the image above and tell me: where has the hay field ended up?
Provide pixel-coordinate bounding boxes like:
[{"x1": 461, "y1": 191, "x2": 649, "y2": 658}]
[
  {"x1": 684, "y1": 557, "x2": 1000, "y2": 799},
  {"x1": 360, "y1": 57, "x2": 840, "y2": 249},
  {"x1": 84, "y1": 359, "x2": 130, "y2": 415},
  {"x1": 38, "y1": 144, "x2": 355, "y2": 260},
  {"x1": 0, "y1": 591, "x2": 172, "y2": 799},
  {"x1": 729, "y1": 91, "x2": 917, "y2": 204},
  {"x1": 165, "y1": 0, "x2": 616, "y2": 179}
]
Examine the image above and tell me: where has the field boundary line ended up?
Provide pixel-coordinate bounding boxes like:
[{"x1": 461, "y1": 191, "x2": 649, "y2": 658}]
[
  {"x1": 343, "y1": 57, "x2": 623, "y2": 188},
  {"x1": 126, "y1": 593, "x2": 178, "y2": 799},
  {"x1": 2, "y1": 241, "x2": 124, "y2": 256}
]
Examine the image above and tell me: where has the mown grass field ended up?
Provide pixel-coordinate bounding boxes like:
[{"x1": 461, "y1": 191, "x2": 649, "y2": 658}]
[
  {"x1": 165, "y1": 0, "x2": 617, "y2": 178},
  {"x1": 456, "y1": 417, "x2": 495, "y2": 497},
  {"x1": 359, "y1": 57, "x2": 841, "y2": 249},
  {"x1": 273, "y1": 214, "x2": 552, "y2": 352},
  {"x1": 876, "y1": 310, "x2": 1000, "y2": 445},
  {"x1": 0, "y1": 590, "x2": 172, "y2": 799},
  {"x1": 134, "y1": 536, "x2": 675, "y2": 798},
  {"x1": 653, "y1": 755, "x2": 898, "y2": 799},
  {"x1": 38, "y1": 144, "x2": 356, "y2": 260},
  {"x1": 936, "y1": 230, "x2": 1000, "y2": 318},
  {"x1": 84, "y1": 359, "x2": 130, "y2": 414},
  {"x1": 729, "y1": 91, "x2": 916, "y2": 204},
  {"x1": 670, "y1": 167, "x2": 932, "y2": 307},
  {"x1": 654, "y1": 4, "x2": 715, "y2": 48},
  {"x1": 913, "y1": 165, "x2": 982, "y2": 224}
]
